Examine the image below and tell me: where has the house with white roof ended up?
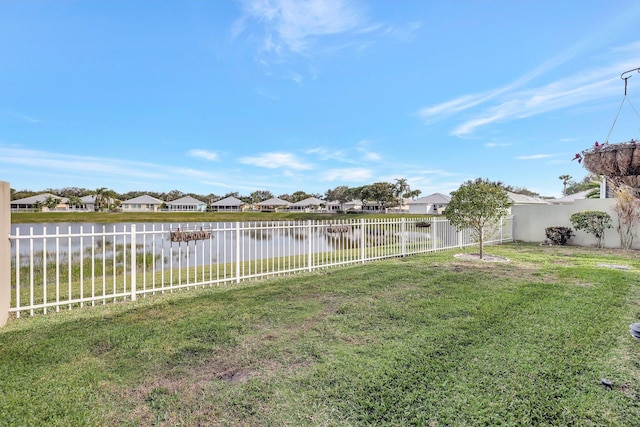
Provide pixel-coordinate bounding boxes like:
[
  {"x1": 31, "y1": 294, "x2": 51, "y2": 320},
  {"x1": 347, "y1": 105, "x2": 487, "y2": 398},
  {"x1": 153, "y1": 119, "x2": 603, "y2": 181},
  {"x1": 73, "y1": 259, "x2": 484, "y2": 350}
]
[
  {"x1": 361, "y1": 201, "x2": 386, "y2": 213},
  {"x1": 121, "y1": 195, "x2": 164, "y2": 212},
  {"x1": 255, "y1": 197, "x2": 291, "y2": 212},
  {"x1": 211, "y1": 196, "x2": 247, "y2": 212},
  {"x1": 507, "y1": 192, "x2": 551, "y2": 206},
  {"x1": 326, "y1": 200, "x2": 342, "y2": 213},
  {"x1": 165, "y1": 196, "x2": 207, "y2": 212},
  {"x1": 343, "y1": 199, "x2": 363, "y2": 212},
  {"x1": 10, "y1": 193, "x2": 68, "y2": 211},
  {"x1": 407, "y1": 193, "x2": 451, "y2": 215},
  {"x1": 505, "y1": 191, "x2": 550, "y2": 214},
  {"x1": 289, "y1": 197, "x2": 325, "y2": 212},
  {"x1": 549, "y1": 190, "x2": 591, "y2": 205},
  {"x1": 79, "y1": 194, "x2": 97, "y2": 211}
]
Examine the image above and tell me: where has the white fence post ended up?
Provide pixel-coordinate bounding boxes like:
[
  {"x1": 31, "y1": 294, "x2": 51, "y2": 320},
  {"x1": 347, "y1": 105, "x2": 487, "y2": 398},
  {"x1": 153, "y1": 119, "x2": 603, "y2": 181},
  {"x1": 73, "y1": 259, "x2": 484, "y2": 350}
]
[
  {"x1": 307, "y1": 220, "x2": 313, "y2": 272},
  {"x1": 360, "y1": 218, "x2": 366, "y2": 263},
  {"x1": 130, "y1": 224, "x2": 137, "y2": 301},
  {"x1": 401, "y1": 218, "x2": 407, "y2": 256},
  {"x1": 0, "y1": 181, "x2": 9, "y2": 327},
  {"x1": 235, "y1": 222, "x2": 241, "y2": 284},
  {"x1": 432, "y1": 219, "x2": 438, "y2": 251}
]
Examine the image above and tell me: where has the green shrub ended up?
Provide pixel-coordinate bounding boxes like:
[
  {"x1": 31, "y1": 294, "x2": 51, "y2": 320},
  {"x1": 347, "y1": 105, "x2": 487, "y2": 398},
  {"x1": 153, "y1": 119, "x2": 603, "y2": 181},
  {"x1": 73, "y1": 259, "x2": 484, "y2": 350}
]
[
  {"x1": 545, "y1": 226, "x2": 573, "y2": 245},
  {"x1": 570, "y1": 210, "x2": 612, "y2": 248}
]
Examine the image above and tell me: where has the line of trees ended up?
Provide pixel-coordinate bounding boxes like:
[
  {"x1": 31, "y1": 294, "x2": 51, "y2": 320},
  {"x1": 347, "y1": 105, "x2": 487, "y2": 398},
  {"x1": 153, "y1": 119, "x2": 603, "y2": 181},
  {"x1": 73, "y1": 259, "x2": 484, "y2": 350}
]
[
  {"x1": 9, "y1": 178, "x2": 423, "y2": 209},
  {"x1": 11, "y1": 175, "x2": 569, "y2": 212},
  {"x1": 558, "y1": 174, "x2": 601, "y2": 198}
]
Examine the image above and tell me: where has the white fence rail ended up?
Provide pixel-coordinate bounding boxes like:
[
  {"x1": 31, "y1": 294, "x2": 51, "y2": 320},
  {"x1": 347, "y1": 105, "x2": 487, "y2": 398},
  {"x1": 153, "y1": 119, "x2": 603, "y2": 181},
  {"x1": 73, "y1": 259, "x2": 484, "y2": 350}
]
[{"x1": 9, "y1": 217, "x2": 513, "y2": 317}]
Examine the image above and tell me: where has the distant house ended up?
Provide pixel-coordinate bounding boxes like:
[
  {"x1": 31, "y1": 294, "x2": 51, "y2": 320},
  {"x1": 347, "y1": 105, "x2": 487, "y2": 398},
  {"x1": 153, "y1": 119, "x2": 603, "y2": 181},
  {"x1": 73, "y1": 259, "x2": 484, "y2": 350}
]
[
  {"x1": 343, "y1": 199, "x2": 363, "y2": 212},
  {"x1": 79, "y1": 195, "x2": 97, "y2": 211},
  {"x1": 211, "y1": 196, "x2": 247, "y2": 212},
  {"x1": 121, "y1": 195, "x2": 164, "y2": 212},
  {"x1": 361, "y1": 201, "x2": 385, "y2": 213},
  {"x1": 387, "y1": 198, "x2": 412, "y2": 213},
  {"x1": 165, "y1": 196, "x2": 207, "y2": 212},
  {"x1": 407, "y1": 193, "x2": 451, "y2": 215},
  {"x1": 326, "y1": 200, "x2": 342, "y2": 213},
  {"x1": 255, "y1": 197, "x2": 291, "y2": 212},
  {"x1": 289, "y1": 197, "x2": 325, "y2": 212},
  {"x1": 507, "y1": 192, "x2": 550, "y2": 206},
  {"x1": 549, "y1": 190, "x2": 591, "y2": 205},
  {"x1": 505, "y1": 192, "x2": 550, "y2": 214},
  {"x1": 10, "y1": 193, "x2": 68, "y2": 211}
]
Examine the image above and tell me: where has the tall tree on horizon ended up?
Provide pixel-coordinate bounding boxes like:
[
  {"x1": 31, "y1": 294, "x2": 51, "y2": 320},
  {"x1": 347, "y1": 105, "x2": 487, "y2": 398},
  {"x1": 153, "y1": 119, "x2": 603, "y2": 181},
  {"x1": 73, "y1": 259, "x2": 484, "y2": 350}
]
[
  {"x1": 91, "y1": 187, "x2": 118, "y2": 212},
  {"x1": 559, "y1": 175, "x2": 572, "y2": 196},
  {"x1": 393, "y1": 178, "x2": 410, "y2": 208}
]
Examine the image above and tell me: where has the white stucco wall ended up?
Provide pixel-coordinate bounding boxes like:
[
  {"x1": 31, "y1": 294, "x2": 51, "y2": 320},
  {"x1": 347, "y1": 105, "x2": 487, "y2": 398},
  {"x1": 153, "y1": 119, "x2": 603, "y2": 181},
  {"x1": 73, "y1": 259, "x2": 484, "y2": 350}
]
[
  {"x1": 408, "y1": 205, "x2": 428, "y2": 214},
  {"x1": 512, "y1": 198, "x2": 636, "y2": 249}
]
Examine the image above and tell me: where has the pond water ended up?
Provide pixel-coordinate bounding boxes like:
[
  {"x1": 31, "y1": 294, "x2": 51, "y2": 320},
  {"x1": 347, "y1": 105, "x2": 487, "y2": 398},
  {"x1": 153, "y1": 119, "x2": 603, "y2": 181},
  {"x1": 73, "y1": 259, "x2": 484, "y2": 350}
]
[{"x1": 9, "y1": 222, "x2": 382, "y2": 267}]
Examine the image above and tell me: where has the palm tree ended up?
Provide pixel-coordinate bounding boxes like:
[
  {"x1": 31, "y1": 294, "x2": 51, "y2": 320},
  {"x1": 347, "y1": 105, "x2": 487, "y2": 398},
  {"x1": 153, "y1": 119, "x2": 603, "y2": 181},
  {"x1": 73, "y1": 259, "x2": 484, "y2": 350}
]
[
  {"x1": 394, "y1": 178, "x2": 410, "y2": 208},
  {"x1": 44, "y1": 195, "x2": 61, "y2": 210},
  {"x1": 91, "y1": 187, "x2": 118, "y2": 211},
  {"x1": 67, "y1": 195, "x2": 82, "y2": 210},
  {"x1": 405, "y1": 189, "x2": 422, "y2": 200},
  {"x1": 91, "y1": 187, "x2": 106, "y2": 212},
  {"x1": 559, "y1": 175, "x2": 572, "y2": 196}
]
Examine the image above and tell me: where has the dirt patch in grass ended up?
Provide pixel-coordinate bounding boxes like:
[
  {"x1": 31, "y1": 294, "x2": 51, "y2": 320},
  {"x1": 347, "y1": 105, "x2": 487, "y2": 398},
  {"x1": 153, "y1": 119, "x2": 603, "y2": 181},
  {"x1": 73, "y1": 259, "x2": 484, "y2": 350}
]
[
  {"x1": 108, "y1": 304, "x2": 339, "y2": 425},
  {"x1": 454, "y1": 253, "x2": 510, "y2": 263},
  {"x1": 442, "y1": 252, "x2": 568, "y2": 286},
  {"x1": 111, "y1": 354, "x2": 259, "y2": 425}
]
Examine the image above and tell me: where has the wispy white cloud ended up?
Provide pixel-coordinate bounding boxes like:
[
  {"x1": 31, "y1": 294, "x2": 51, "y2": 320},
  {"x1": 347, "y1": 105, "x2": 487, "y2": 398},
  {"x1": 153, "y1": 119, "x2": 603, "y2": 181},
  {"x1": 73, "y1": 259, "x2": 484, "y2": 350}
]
[
  {"x1": 234, "y1": 0, "x2": 387, "y2": 70},
  {"x1": 382, "y1": 21, "x2": 422, "y2": 43},
  {"x1": 363, "y1": 151, "x2": 381, "y2": 161},
  {"x1": 451, "y1": 68, "x2": 621, "y2": 137},
  {"x1": 237, "y1": 0, "x2": 370, "y2": 54},
  {"x1": 285, "y1": 71, "x2": 303, "y2": 84},
  {"x1": 416, "y1": 94, "x2": 487, "y2": 124},
  {"x1": 0, "y1": 146, "x2": 165, "y2": 180},
  {"x1": 173, "y1": 168, "x2": 218, "y2": 179},
  {"x1": 0, "y1": 146, "x2": 230, "y2": 187},
  {"x1": 4, "y1": 111, "x2": 41, "y2": 123},
  {"x1": 321, "y1": 167, "x2": 372, "y2": 182},
  {"x1": 485, "y1": 142, "x2": 513, "y2": 148},
  {"x1": 306, "y1": 146, "x2": 348, "y2": 162},
  {"x1": 415, "y1": 47, "x2": 574, "y2": 125},
  {"x1": 239, "y1": 151, "x2": 314, "y2": 170},
  {"x1": 355, "y1": 139, "x2": 382, "y2": 161},
  {"x1": 188, "y1": 149, "x2": 220, "y2": 161},
  {"x1": 418, "y1": 41, "x2": 640, "y2": 138},
  {"x1": 516, "y1": 154, "x2": 556, "y2": 160}
]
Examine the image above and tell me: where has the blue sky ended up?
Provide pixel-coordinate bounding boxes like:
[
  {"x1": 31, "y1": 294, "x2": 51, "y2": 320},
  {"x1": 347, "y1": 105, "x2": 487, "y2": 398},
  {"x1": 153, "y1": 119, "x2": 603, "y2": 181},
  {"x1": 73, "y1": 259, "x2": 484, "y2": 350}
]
[{"x1": 2, "y1": 0, "x2": 640, "y2": 199}]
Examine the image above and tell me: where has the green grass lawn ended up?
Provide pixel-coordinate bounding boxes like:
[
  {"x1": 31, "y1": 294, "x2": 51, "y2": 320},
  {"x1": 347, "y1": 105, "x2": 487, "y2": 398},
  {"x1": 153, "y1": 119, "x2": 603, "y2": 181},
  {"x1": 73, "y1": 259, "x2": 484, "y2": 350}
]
[{"x1": 1, "y1": 243, "x2": 640, "y2": 426}]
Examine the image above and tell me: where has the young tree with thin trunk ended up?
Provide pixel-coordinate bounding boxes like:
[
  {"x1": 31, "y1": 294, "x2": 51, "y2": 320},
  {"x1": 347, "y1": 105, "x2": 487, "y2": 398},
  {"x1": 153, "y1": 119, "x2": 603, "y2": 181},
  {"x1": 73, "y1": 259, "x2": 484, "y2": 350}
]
[
  {"x1": 444, "y1": 178, "x2": 511, "y2": 259},
  {"x1": 613, "y1": 186, "x2": 640, "y2": 249}
]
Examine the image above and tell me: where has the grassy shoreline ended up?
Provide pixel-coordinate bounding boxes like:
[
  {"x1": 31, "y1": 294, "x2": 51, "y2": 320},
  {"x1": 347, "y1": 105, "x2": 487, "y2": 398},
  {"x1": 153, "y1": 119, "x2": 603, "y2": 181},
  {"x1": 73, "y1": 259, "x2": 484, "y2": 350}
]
[
  {"x1": 1, "y1": 243, "x2": 640, "y2": 425},
  {"x1": 10, "y1": 211, "x2": 426, "y2": 224}
]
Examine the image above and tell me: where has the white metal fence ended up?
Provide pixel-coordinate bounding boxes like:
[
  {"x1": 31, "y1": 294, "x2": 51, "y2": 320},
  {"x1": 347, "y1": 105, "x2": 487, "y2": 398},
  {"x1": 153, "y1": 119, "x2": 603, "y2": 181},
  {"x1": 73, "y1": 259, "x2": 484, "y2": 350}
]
[{"x1": 9, "y1": 217, "x2": 513, "y2": 317}]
